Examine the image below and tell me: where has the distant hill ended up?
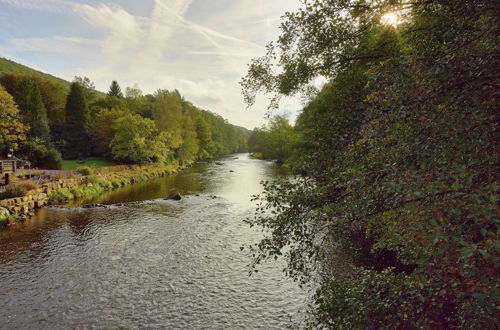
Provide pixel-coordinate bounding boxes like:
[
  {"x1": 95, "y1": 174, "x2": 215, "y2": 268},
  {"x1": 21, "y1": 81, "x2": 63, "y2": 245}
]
[
  {"x1": 0, "y1": 57, "x2": 72, "y2": 91},
  {"x1": 232, "y1": 124, "x2": 252, "y2": 136}
]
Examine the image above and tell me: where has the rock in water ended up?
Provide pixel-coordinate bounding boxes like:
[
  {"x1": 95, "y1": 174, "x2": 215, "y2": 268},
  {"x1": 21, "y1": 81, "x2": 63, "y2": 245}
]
[{"x1": 167, "y1": 192, "x2": 182, "y2": 201}]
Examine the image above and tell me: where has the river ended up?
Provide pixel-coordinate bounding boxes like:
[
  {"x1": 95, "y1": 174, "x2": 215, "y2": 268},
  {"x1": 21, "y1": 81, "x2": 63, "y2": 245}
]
[{"x1": 0, "y1": 154, "x2": 308, "y2": 329}]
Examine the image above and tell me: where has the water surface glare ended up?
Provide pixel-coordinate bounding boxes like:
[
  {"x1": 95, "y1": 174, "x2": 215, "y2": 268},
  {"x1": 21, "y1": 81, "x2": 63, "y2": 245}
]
[{"x1": 0, "y1": 154, "x2": 307, "y2": 329}]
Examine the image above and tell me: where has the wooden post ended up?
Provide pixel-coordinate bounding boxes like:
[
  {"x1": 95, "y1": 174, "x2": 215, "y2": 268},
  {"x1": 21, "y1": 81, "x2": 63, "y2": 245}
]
[{"x1": 4, "y1": 173, "x2": 9, "y2": 185}]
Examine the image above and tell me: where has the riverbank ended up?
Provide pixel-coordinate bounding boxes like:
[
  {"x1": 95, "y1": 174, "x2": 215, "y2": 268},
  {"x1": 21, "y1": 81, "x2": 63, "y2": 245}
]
[{"x1": 0, "y1": 161, "x2": 190, "y2": 225}]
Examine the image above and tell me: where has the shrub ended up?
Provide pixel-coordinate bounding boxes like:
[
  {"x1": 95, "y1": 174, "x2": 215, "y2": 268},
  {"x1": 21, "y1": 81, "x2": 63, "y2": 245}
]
[
  {"x1": 39, "y1": 148, "x2": 63, "y2": 170},
  {"x1": 0, "y1": 181, "x2": 38, "y2": 199},
  {"x1": 48, "y1": 188, "x2": 74, "y2": 203},
  {"x1": 76, "y1": 166, "x2": 93, "y2": 176},
  {"x1": 250, "y1": 152, "x2": 263, "y2": 159}
]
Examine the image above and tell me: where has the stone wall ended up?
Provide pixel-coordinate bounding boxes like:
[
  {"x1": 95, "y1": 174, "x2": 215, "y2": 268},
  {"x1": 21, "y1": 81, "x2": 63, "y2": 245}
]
[{"x1": 0, "y1": 178, "x2": 83, "y2": 223}]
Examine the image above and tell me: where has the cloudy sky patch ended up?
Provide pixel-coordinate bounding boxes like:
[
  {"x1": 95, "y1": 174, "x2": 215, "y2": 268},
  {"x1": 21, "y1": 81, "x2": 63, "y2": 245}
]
[{"x1": 0, "y1": 0, "x2": 303, "y2": 128}]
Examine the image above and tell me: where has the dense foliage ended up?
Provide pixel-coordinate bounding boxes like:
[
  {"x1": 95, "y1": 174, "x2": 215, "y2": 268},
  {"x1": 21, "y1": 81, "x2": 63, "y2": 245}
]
[
  {"x1": 248, "y1": 115, "x2": 297, "y2": 165},
  {"x1": 0, "y1": 87, "x2": 27, "y2": 155},
  {"x1": 65, "y1": 82, "x2": 91, "y2": 159},
  {"x1": 243, "y1": 0, "x2": 499, "y2": 328},
  {"x1": 1, "y1": 72, "x2": 249, "y2": 169}
]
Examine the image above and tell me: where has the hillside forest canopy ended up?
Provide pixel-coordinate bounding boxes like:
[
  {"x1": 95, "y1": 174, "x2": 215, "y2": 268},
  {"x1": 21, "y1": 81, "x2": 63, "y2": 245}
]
[
  {"x1": 0, "y1": 68, "x2": 249, "y2": 169},
  {"x1": 244, "y1": 0, "x2": 498, "y2": 328}
]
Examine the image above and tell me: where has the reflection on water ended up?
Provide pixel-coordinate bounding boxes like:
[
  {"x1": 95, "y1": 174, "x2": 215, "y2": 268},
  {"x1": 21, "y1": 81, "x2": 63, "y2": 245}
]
[{"x1": 0, "y1": 154, "x2": 307, "y2": 329}]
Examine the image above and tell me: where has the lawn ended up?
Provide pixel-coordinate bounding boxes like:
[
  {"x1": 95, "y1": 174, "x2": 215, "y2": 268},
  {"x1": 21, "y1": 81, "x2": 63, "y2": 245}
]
[{"x1": 61, "y1": 158, "x2": 116, "y2": 171}]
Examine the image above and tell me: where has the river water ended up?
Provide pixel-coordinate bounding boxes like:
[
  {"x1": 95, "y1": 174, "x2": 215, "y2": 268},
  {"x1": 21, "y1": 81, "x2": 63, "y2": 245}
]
[{"x1": 0, "y1": 154, "x2": 308, "y2": 329}]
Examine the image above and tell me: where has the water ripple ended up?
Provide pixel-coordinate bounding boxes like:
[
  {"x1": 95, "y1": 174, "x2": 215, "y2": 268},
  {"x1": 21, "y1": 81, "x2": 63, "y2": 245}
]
[{"x1": 0, "y1": 155, "x2": 308, "y2": 329}]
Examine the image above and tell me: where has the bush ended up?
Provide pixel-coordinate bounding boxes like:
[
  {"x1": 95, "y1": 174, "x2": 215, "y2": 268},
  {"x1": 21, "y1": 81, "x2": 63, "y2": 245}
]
[
  {"x1": 0, "y1": 181, "x2": 38, "y2": 199},
  {"x1": 48, "y1": 188, "x2": 74, "y2": 203},
  {"x1": 76, "y1": 166, "x2": 93, "y2": 176},
  {"x1": 39, "y1": 148, "x2": 63, "y2": 170}
]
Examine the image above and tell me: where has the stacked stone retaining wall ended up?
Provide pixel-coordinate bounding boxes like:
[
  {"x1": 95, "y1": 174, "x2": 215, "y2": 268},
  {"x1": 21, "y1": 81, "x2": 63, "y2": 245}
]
[{"x1": 0, "y1": 178, "x2": 84, "y2": 223}]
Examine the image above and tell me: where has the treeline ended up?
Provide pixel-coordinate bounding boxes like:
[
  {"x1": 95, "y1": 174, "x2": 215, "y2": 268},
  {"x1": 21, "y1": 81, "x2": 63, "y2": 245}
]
[
  {"x1": 248, "y1": 115, "x2": 297, "y2": 165},
  {"x1": 0, "y1": 74, "x2": 248, "y2": 168},
  {"x1": 244, "y1": 0, "x2": 498, "y2": 328}
]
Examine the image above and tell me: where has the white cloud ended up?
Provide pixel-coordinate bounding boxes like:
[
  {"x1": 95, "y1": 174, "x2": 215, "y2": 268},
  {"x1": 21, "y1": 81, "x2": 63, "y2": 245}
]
[
  {"x1": 0, "y1": 0, "x2": 73, "y2": 13},
  {"x1": 4, "y1": 36, "x2": 98, "y2": 54},
  {"x1": 0, "y1": 0, "x2": 304, "y2": 128}
]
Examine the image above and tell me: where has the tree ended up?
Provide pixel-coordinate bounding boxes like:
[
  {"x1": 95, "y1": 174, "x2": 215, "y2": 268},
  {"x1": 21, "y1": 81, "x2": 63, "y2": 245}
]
[
  {"x1": 91, "y1": 107, "x2": 128, "y2": 157},
  {"x1": 110, "y1": 113, "x2": 168, "y2": 163},
  {"x1": 125, "y1": 84, "x2": 143, "y2": 99},
  {"x1": 177, "y1": 112, "x2": 199, "y2": 164},
  {"x1": 74, "y1": 76, "x2": 97, "y2": 103},
  {"x1": 243, "y1": 0, "x2": 498, "y2": 328},
  {"x1": 14, "y1": 78, "x2": 50, "y2": 143},
  {"x1": 32, "y1": 76, "x2": 67, "y2": 148},
  {"x1": 248, "y1": 115, "x2": 297, "y2": 164},
  {"x1": 0, "y1": 87, "x2": 27, "y2": 155},
  {"x1": 196, "y1": 118, "x2": 213, "y2": 159},
  {"x1": 108, "y1": 80, "x2": 123, "y2": 98},
  {"x1": 152, "y1": 89, "x2": 183, "y2": 151},
  {"x1": 65, "y1": 82, "x2": 90, "y2": 159}
]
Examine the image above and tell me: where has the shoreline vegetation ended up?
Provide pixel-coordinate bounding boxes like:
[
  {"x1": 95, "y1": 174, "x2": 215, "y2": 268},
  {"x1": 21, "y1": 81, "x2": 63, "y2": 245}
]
[
  {"x1": 47, "y1": 162, "x2": 185, "y2": 205},
  {"x1": 0, "y1": 159, "x2": 199, "y2": 225},
  {"x1": 242, "y1": 1, "x2": 497, "y2": 328}
]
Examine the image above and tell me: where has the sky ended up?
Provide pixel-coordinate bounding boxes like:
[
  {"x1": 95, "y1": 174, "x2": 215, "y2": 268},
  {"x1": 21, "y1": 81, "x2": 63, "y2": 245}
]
[{"x1": 0, "y1": 0, "x2": 305, "y2": 129}]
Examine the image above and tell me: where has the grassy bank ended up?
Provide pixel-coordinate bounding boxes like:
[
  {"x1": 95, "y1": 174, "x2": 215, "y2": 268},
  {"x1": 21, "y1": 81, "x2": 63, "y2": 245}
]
[
  {"x1": 61, "y1": 158, "x2": 116, "y2": 171},
  {"x1": 48, "y1": 162, "x2": 184, "y2": 205}
]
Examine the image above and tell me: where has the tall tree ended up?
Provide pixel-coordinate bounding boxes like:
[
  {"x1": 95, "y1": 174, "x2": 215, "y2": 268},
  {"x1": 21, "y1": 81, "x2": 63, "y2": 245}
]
[
  {"x1": 74, "y1": 76, "x2": 97, "y2": 103},
  {"x1": 91, "y1": 107, "x2": 128, "y2": 157},
  {"x1": 65, "y1": 82, "x2": 90, "y2": 159},
  {"x1": 14, "y1": 78, "x2": 50, "y2": 143},
  {"x1": 152, "y1": 89, "x2": 183, "y2": 151},
  {"x1": 125, "y1": 84, "x2": 143, "y2": 99},
  {"x1": 0, "y1": 87, "x2": 27, "y2": 156},
  {"x1": 196, "y1": 117, "x2": 213, "y2": 159},
  {"x1": 31, "y1": 76, "x2": 67, "y2": 148},
  {"x1": 178, "y1": 112, "x2": 199, "y2": 164},
  {"x1": 110, "y1": 113, "x2": 168, "y2": 164},
  {"x1": 108, "y1": 80, "x2": 123, "y2": 98}
]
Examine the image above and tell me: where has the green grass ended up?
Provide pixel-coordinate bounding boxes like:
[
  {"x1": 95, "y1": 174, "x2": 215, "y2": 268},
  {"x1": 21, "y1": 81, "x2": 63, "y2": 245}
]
[{"x1": 61, "y1": 158, "x2": 116, "y2": 171}]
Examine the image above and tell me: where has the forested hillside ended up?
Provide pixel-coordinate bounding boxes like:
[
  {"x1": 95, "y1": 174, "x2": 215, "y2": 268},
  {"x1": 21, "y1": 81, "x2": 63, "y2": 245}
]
[
  {"x1": 0, "y1": 60, "x2": 248, "y2": 169},
  {"x1": 0, "y1": 58, "x2": 71, "y2": 91},
  {"x1": 244, "y1": 0, "x2": 498, "y2": 328}
]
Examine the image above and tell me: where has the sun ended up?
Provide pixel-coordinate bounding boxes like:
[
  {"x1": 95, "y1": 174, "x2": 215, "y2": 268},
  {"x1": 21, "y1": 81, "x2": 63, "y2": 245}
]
[{"x1": 381, "y1": 12, "x2": 401, "y2": 27}]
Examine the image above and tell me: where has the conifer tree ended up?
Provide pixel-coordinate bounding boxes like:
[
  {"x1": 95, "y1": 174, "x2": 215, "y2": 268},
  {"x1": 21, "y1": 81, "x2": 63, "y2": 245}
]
[
  {"x1": 65, "y1": 82, "x2": 90, "y2": 159},
  {"x1": 108, "y1": 80, "x2": 123, "y2": 98},
  {"x1": 14, "y1": 78, "x2": 50, "y2": 143}
]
